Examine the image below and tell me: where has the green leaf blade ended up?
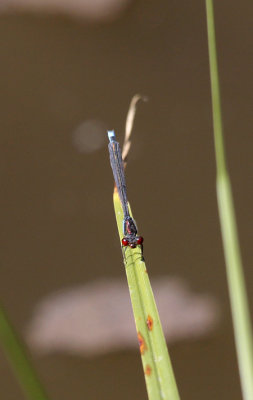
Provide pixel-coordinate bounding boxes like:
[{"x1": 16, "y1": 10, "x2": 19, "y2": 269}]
[
  {"x1": 113, "y1": 190, "x2": 180, "y2": 400},
  {"x1": 0, "y1": 306, "x2": 49, "y2": 400}
]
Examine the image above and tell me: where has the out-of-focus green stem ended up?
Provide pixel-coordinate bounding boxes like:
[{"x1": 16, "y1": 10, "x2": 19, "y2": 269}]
[
  {"x1": 0, "y1": 306, "x2": 49, "y2": 400},
  {"x1": 205, "y1": 1, "x2": 253, "y2": 399}
]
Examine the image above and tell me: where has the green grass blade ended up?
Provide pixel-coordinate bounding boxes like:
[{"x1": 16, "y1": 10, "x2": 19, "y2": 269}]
[
  {"x1": 205, "y1": 1, "x2": 253, "y2": 399},
  {"x1": 0, "y1": 305, "x2": 49, "y2": 400},
  {"x1": 113, "y1": 190, "x2": 180, "y2": 400}
]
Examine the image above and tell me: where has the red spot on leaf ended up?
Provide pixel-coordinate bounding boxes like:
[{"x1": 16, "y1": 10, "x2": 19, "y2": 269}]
[
  {"x1": 145, "y1": 365, "x2": 152, "y2": 376},
  {"x1": 147, "y1": 315, "x2": 153, "y2": 331},
  {"x1": 137, "y1": 332, "x2": 147, "y2": 354}
]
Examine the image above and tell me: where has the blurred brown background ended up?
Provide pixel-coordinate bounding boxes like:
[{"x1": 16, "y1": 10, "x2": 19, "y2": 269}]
[{"x1": 0, "y1": 0, "x2": 253, "y2": 399}]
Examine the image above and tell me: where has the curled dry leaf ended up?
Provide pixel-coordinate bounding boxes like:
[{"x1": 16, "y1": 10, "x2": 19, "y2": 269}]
[
  {"x1": 122, "y1": 94, "x2": 147, "y2": 163},
  {"x1": 26, "y1": 277, "x2": 220, "y2": 356}
]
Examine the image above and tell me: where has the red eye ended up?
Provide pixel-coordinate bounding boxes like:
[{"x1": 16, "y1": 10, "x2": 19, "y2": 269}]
[
  {"x1": 122, "y1": 238, "x2": 129, "y2": 246},
  {"x1": 137, "y1": 236, "x2": 144, "y2": 245}
]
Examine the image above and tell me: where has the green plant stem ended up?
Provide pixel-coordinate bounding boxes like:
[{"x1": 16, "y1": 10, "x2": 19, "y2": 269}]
[
  {"x1": 0, "y1": 305, "x2": 49, "y2": 400},
  {"x1": 205, "y1": 1, "x2": 253, "y2": 399},
  {"x1": 113, "y1": 190, "x2": 180, "y2": 400}
]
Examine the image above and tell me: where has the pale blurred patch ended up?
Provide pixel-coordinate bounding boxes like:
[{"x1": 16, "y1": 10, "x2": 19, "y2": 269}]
[
  {"x1": 26, "y1": 277, "x2": 220, "y2": 356},
  {"x1": 0, "y1": 0, "x2": 133, "y2": 21},
  {"x1": 72, "y1": 120, "x2": 106, "y2": 153}
]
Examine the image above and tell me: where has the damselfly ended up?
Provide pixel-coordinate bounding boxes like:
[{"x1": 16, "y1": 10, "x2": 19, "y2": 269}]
[{"x1": 108, "y1": 130, "x2": 144, "y2": 255}]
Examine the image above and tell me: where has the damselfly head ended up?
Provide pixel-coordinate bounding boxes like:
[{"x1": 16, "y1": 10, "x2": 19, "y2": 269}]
[{"x1": 122, "y1": 235, "x2": 143, "y2": 248}]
